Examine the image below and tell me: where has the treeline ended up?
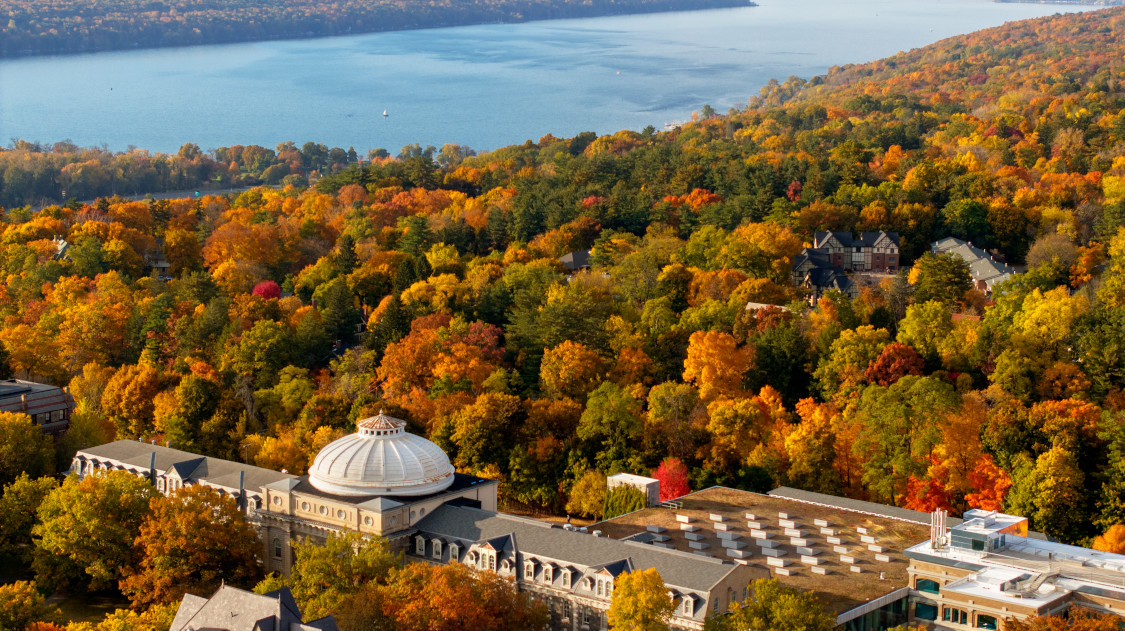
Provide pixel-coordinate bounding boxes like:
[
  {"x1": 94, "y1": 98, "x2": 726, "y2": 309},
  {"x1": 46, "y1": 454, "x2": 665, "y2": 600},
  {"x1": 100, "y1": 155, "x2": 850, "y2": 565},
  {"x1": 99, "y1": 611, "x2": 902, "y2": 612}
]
[
  {"x1": 0, "y1": 140, "x2": 458, "y2": 208},
  {"x1": 0, "y1": 0, "x2": 753, "y2": 58}
]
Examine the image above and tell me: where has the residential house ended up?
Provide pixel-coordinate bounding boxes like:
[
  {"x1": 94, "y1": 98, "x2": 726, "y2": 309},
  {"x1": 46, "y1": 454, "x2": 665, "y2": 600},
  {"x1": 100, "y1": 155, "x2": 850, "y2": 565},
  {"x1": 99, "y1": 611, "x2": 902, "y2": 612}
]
[{"x1": 0, "y1": 378, "x2": 75, "y2": 435}]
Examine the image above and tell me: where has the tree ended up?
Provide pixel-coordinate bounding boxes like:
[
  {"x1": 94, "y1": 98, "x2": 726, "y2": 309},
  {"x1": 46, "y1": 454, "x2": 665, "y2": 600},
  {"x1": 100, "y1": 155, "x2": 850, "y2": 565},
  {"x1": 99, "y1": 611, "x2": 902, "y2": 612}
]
[
  {"x1": 566, "y1": 470, "x2": 606, "y2": 519},
  {"x1": 540, "y1": 340, "x2": 605, "y2": 400},
  {"x1": 32, "y1": 471, "x2": 156, "y2": 592},
  {"x1": 653, "y1": 458, "x2": 690, "y2": 502},
  {"x1": 607, "y1": 569, "x2": 673, "y2": 631},
  {"x1": 0, "y1": 412, "x2": 55, "y2": 486},
  {"x1": 0, "y1": 581, "x2": 62, "y2": 631},
  {"x1": 1005, "y1": 608, "x2": 1124, "y2": 631},
  {"x1": 101, "y1": 364, "x2": 164, "y2": 438},
  {"x1": 813, "y1": 326, "x2": 890, "y2": 400},
  {"x1": 704, "y1": 578, "x2": 834, "y2": 631},
  {"x1": 255, "y1": 531, "x2": 398, "y2": 619},
  {"x1": 1092, "y1": 525, "x2": 1125, "y2": 554},
  {"x1": 909, "y1": 252, "x2": 972, "y2": 305},
  {"x1": 577, "y1": 382, "x2": 644, "y2": 473},
  {"x1": 334, "y1": 562, "x2": 548, "y2": 631},
  {"x1": 1005, "y1": 446, "x2": 1087, "y2": 543},
  {"x1": 864, "y1": 342, "x2": 925, "y2": 386},
  {"x1": 120, "y1": 485, "x2": 263, "y2": 607},
  {"x1": 0, "y1": 474, "x2": 58, "y2": 558},
  {"x1": 683, "y1": 331, "x2": 752, "y2": 402}
]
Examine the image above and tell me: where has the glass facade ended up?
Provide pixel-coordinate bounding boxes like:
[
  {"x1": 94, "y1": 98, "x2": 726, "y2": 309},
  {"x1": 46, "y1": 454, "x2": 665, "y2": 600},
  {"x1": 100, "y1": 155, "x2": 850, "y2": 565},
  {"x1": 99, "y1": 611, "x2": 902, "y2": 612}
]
[{"x1": 842, "y1": 596, "x2": 908, "y2": 631}]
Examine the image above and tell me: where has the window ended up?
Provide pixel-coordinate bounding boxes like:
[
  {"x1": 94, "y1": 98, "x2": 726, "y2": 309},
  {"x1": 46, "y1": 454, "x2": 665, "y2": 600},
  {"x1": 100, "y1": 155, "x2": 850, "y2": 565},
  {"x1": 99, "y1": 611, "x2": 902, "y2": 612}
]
[
  {"x1": 337, "y1": 509, "x2": 346, "y2": 519},
  {"x1": 525, "y1": 562, "x2": 535, "y2": 580},
  {"x1": 488, "y1": 553, "x2": 496, "y2": 571},
  {"x1": 944, "y1": 607, "x2": 968, "y2": 625},
  {"x1": 915, "y1": 603, "x2": 938, "y2": 621},
  {"x1": 713, "y1": 598, "x2": 720, "y2": 613},
  {"x1": 544, "y1": 566, "x2": 553, "y2": 583},
  {"x1": 415, "y1": 536, "x2": 425, "y2": 556},
  {"x1": 432, "y1": 540, "x2": 442, "y2": 560},
  {"x1": 596, "y1": 578, "x2": 603, "y2": 597},
  {"x1": 915, "y1": 578, "x2": 940, "y2": 594},
  {"x1": 972, "y1": 539, "x2": 985, "y2": 551},
  {"x1": 683, "y1": 598, "x2": 693, "y2": 617},
  {"x1": 561, "y1": 601, "x2": 571, "y2": 619},
  {"x1": 561, "y1": 570, "x2": 570, "y2": 588},
  {"x1": 977, "y1": 615, "x2": 998, "y2": 630},
  {"x1": 273, "y1": 538, "x2": 282, "y2": 559}
]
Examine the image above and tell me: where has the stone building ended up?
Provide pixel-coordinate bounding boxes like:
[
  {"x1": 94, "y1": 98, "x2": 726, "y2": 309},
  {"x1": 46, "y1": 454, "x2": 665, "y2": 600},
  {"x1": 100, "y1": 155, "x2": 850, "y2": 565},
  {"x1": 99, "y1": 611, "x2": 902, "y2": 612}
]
[{"x1": 171, "y1": 584, "x2": 338, "y2": 631}]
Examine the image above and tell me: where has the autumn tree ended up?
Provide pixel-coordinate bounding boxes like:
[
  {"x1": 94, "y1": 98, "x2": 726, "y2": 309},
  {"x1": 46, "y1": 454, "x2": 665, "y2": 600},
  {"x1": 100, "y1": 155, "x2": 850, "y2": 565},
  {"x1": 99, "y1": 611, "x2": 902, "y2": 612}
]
[
  {"x1": 101, "y1": 364, "x2": 164, "y2": 438},
  {"x1": 704, "y1": 578, "x2": 835, "y2": 631},
  {"x1": 0, "y1": 412, "x2": 55, "y2": 486},
  {"x1": 1092, "y1": 525, "x2": 1125, "y2": 554},
  {"x1": 909, "y1": 252, "x2": 972, "y2": 305},
  {"x1": 255, "y1": 531, "x2": 398, "y2": 619},
  {"x1": 0, "y1": 581, "x2": 62, "y2": 630},
  {"x1": 32, "y1": 471, "x2": 156, "y2": 592},
  {"x1": 1005, "y1": 608, "x2": 1124, "y2": 631},
  {"x1": 864, "y1": 342, "x2": 925, "y2": 386},
  {"x1": 607, "y1": 568, "x2": 673, "y2": 631},
  {"x1": 121, "y1": 485, "x2": 263, "y2": 607},
  {"x1": 334, "y1": 561, "x2": 548, "y2": 631},
  {"x1": 683, "y1": 331, "x2": 752, "y2": 402},
  {"x1": 576, "y1": 382, "x2": 644, "y2": 473},
  {"x1": 0, "y1": 474, "x2": 58, "y2": 558},
  {"x1": 566, "y1": 470, "x2": 606, "y2": 519},
  {"x1": 653, "y1": 457, "x2": 690, "y2": 502},
  {"x1": 540, "y1": 340, "x2": 605, "y2": 400}
]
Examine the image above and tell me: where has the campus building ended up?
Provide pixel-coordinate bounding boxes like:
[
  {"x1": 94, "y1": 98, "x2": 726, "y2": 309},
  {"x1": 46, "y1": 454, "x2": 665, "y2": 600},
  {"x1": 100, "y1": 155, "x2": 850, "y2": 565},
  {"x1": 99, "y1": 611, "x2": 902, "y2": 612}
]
[
  {"x1": 791, "y1": 231, "x2": 901, "y2": 301},
  {"x1": 906, "y1": 509, "x2": 1125, "y2": 630},
  {"x1": 0, "y1": 378, "x2": 75, "y2": 435}
]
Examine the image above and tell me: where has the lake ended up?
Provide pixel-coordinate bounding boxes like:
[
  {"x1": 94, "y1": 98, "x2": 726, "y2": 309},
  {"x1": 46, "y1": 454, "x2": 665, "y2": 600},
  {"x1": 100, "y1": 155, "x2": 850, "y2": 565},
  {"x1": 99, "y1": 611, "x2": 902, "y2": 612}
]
[{"x1": 0, "y1": 0, "x2": 1099, "y2": 155}]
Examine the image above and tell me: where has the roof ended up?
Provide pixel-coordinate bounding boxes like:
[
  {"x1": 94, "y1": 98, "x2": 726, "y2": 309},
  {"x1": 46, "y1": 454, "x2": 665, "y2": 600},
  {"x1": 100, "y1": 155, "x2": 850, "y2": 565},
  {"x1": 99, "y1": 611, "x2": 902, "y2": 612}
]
[
  {"x1": 0, "y1": 379, "x2": 75, "y2": 421},
  {"x1": 596, "y1": 486, "x2": 932, "y2": 615},
  {"x1": 415, "y1": 504, "x2": 742, "y2": 592},
  {"x1": 169, "y1": 585, "x2": 338, "y2": 631},
  {"x1": 814, "y1": 231, "x2": 899, "y2": 248},
  {"x1": 291, "y1": 472, "x2": 495, "y2": 508},
  {"x1": 558, "y1": 250, "x2": 591, "y2": 271},
  {"x1": 768, "y1": 487, "x2": 963, "y2": 526},
  {"x1": 75, "y1": 440, "x2": 295, "y2": 493}
]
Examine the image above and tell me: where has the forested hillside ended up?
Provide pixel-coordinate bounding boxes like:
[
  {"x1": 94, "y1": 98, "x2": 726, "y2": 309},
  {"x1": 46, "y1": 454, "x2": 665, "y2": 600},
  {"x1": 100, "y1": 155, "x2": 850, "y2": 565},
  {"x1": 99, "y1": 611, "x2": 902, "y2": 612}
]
[
  {"x1": 0, "y1": 0, "x2": 751, "y2": 57},
  {"x1": 2, "y1": 13, "x2": 1125, "y2": 614}
]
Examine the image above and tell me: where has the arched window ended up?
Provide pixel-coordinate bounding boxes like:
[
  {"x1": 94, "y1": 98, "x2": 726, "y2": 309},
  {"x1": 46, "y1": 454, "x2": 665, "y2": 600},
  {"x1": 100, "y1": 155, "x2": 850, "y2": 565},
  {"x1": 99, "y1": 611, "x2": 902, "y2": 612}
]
[{"x1": 915, "y1": 578, "x2": 940, "y2": 594}]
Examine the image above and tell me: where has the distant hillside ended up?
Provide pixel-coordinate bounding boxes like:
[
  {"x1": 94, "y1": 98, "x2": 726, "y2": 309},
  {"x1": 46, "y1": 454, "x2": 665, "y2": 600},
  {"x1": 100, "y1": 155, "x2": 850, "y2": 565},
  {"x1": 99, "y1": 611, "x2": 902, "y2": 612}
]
[{"x1": 0, "y1": 0, "x2": 753, "y2": 58}]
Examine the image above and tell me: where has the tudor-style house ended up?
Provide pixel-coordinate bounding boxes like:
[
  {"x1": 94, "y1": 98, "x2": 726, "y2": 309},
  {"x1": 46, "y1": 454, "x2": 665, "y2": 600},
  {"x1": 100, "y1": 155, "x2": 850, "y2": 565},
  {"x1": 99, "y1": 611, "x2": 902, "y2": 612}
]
[
  {"x1": 408, "y1": 504, "x2": 767, "y2": 631},
  {"x1": 811, "y1": 231, "x2": 901, "y2": 273}
]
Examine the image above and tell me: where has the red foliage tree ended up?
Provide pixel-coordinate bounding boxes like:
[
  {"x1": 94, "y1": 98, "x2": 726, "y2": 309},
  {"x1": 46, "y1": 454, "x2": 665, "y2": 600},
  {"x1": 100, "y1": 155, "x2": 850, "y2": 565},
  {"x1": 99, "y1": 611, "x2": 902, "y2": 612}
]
[
  {"x1": 251, "y1": 280, "x2": 281, "y2": 300},
  {"x1": 864, "y1": 342, "x2": 925, "y2": 386},
  {"x1": 653, "y1": 457, "x2": 690, "y2": 502}
]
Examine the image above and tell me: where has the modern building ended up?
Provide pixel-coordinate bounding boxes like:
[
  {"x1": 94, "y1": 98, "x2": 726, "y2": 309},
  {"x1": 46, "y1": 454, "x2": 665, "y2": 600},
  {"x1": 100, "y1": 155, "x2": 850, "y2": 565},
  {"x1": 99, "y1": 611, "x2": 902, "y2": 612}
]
[
  {"x1": 906, "y1": 509, "x2": 1125, "y2": 630},
  {"x1": 0, "y1": 378, "x2": 75, "y2": 435},
  {"x1": 170, "y1": 584, "x2": 338, "y2": 631},
  {"x1": 930, "y1": 237, "x2": 1016, "y2": 292},
  {"x1": 408, "y1": 503, "x2": 766, "y2": 631}
]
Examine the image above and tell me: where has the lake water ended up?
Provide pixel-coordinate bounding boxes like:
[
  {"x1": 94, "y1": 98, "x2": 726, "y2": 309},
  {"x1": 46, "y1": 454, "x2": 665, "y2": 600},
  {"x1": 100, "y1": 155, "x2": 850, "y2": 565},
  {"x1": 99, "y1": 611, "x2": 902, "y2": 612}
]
[{"x1": 0, "y1": 0, "x2": 1099, "y2": 155}]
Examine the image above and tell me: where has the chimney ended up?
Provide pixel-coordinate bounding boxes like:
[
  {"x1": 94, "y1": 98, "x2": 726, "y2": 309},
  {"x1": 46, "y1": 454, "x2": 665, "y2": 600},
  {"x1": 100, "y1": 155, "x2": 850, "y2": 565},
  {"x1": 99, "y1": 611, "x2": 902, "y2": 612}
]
[
  {"x1": 148, "y1": 452, "x2": 156, "y2": 485},
  {"x1": 238, "y1": 471, "x2": 246, "y2": 512}
]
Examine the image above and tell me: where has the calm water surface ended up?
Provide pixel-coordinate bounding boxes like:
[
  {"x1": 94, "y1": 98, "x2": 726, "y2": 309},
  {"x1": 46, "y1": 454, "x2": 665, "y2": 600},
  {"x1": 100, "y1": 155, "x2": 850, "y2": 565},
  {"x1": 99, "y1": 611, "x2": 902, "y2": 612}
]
[{"x1": 0, "y1": 0, "x2": 1099, "y2": 154}]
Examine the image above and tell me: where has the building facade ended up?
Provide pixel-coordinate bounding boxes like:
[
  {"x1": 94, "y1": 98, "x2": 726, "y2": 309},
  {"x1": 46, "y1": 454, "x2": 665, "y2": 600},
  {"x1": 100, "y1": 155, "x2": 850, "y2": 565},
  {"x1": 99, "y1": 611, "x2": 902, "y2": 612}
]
[
  {"x1": 907, "y1": 509, "x2": 1125, "y2": 630},
  {"x1": 0, "y1": 378, "x2": 75, "y2": 435},
  {"x1": 408, "y1": 504, "x2": 766, "y2": 631}
]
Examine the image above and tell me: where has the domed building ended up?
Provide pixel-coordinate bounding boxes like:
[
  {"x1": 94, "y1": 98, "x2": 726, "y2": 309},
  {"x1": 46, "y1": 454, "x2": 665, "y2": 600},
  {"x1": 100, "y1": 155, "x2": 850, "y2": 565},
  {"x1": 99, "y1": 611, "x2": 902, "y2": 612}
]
[{"x1": 255, "y1": 412, "x2": 497, "y2": 574}]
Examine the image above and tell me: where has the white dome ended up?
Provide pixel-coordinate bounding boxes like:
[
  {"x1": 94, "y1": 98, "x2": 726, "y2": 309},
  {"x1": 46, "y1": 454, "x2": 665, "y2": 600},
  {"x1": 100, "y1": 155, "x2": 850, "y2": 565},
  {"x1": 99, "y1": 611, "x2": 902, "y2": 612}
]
[{"x1": 307, "y1": 413, "x2": 455, "y2": 497}]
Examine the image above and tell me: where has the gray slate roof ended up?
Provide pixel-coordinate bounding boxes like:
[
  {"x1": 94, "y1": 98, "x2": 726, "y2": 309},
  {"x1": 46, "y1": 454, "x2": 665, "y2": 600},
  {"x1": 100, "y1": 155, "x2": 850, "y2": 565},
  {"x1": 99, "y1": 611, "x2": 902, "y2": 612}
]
[
  {"x1": 414, "y1": 505, "x2": 740, "y2": 591},
  {"x1": 814, "y1": 231, "x2": 899, "y2": 248},
  {"x1": 76, "y1": 440, "x2": 295, "y2": 493},
  {"x1": 170, "y1": 585, "x2": 338, "y2": 631}
]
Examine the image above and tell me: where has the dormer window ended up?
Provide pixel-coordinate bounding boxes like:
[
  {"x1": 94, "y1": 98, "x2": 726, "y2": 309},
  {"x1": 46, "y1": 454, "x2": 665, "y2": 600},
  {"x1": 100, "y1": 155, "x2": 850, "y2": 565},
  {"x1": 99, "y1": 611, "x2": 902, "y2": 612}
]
[
  {"x1": 415, "y1": 535, "x2": 425, "y2": 556},
  {"x1": 561, "y1": 570, "x2": 571, "y2": 588},
  {"x1": 543, "y1": 566, "x2": 553, "y2": 583},
  {"x1": 432, "y1": 540, "x2": 443, "y2": 560},
  {"x1": 525, "y1": 561, "x2": 535, "y2": 580},
  {"x1": 449, "y1": 544, "x2": 460, "y2": 562}
]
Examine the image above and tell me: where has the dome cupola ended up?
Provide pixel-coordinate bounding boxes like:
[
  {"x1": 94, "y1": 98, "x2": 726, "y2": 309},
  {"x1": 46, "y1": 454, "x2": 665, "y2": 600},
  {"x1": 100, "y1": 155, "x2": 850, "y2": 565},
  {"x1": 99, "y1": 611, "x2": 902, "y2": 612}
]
[{"x1": 307, "y1": 412, "x2": 455, "y2": 497}]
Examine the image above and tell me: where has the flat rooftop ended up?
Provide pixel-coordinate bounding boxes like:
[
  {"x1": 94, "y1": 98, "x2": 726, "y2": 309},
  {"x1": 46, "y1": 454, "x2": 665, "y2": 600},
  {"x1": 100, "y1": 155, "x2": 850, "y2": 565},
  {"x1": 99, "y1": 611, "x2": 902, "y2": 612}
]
[{"x1": 596, "y1": 487, "x2": 930, "y2": 615}]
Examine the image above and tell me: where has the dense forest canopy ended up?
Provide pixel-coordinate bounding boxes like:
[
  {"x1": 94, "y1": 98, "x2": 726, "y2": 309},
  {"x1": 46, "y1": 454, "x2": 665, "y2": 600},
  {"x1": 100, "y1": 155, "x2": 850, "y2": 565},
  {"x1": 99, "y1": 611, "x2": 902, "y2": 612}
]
[
  {"x1": 0, "y1": 0, "x2": 752, "y2": 57},
  {"x1": 3, "y1": 14, "x2": 1125, "y2": 624}
]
